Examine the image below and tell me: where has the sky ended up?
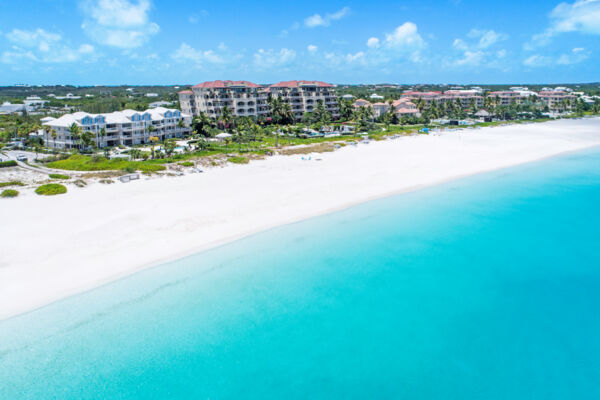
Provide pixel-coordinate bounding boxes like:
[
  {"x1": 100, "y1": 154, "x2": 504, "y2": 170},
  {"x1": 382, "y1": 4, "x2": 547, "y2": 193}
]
[{"x1": 0, "y1": 0, "x2": 598, "y2": 85}]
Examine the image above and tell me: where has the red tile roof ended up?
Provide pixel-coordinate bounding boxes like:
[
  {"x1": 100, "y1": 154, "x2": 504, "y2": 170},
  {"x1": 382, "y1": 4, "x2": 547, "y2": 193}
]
[
  {"x1": 192, "y1": 80, "x2": 262, "y2": 89},
  {"x1": 270, "y1": 80, "x2": 334, "y2": 88},
  {"x1": 178, "y1": 90, "x2": 193, "y2": 94}
]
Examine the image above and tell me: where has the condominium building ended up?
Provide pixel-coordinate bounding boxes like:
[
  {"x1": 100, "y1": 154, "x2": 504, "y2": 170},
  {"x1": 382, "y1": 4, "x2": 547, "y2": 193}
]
[
  {"x1": 179, "y1": 79, "x2": 339, "y2": 120},
  {"x1": 41, "y1": 107, "x2": 191, "y2": 149},
  {"x1": 268, "y1": 80, "x2": 339, "y2": 119},
  {"x1": 178, "y1": 80, "x2": 269, "y2": 119},
  {"x1": 538, "y1": 91, "x2": 575, "y2": 110},
  {"x1": 487, "y1": 89, "x2": 542, "y2": 106}
]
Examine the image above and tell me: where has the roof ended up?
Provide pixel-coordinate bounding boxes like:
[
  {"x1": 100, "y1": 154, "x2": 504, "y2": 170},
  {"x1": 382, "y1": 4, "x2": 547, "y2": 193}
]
[
  {"x1": 42, "y1": 107, "x2": 189, "y2": 128},
  {"x1": 192, "y1": 80, "x2": 261, "y2": 89},
  {"x1": 269, "y1": 80, "x2": 334, "y2": 88},
  {"x1": 178, "y1": 90, "x2": 193, "y2": 94},
  {"x1": 474, "y1": 110, "x2": 491, "y2": 117},
  {"x1": 396, "y1": 108, "x2": 419, "y2": 114}
]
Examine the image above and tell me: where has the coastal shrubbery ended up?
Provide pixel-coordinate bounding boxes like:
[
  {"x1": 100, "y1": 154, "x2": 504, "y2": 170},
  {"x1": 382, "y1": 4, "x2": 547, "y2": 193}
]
[
  {"x1": 180, "y1": 161, "x2": 194, "y2": 167},
  {"x1": 35, "y1": 183, "x2": 67, "y2": 196},
  {"x1": 0, "y1": 180, "x2": 24, "y2": 188},
  {"x1": 0, "y1": 160, "x2": 17, "y2": 168},
  {"x1": 1, "y1": 189, "x2": 19, "y2": 198},
  {"x1": 49, "y1": 174, "x2": 70, "y2": 180},
  {"x1": 45, "y1": 154, "x2": 165, "y2": 173},
  {"x1": 227, "y1": 156, "x2": 249, "y2": 164}
]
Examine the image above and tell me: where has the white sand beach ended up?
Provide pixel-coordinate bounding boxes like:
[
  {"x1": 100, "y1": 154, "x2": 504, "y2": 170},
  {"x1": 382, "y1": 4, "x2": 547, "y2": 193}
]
[{"x1": 1, "y1": 118, "x2": 599, "y2": 320}]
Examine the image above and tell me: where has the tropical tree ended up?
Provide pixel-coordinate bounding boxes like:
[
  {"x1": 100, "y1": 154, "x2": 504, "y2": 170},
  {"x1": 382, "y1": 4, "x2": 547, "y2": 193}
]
[
  {"x1": 68, "y1": 123, "x2": 82, "y2": 151},
  {"x1": 192, "y1": 112, "x2": 213, "y2": 137},
  {"x1": 338, "y1": 98, "x2": 354, "y2": 121},
  {"x1": 219, "y1": 106, "x2": 233, "y2": 129},
  {"x1": 81, "y1": 131, "x2": 95, "y2": 150},
  {"x1": 50, "y1": 129, "x2": 57, "y2": 149},
  {"x1": 99, "y1": 127, "x2": 106, "y2": 148}
]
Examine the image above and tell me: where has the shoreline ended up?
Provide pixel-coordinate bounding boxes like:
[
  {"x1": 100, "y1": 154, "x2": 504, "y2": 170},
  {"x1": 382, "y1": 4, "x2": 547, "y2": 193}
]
[{"x1": 2, "y1": 118, "x2": 600, "y2": 321}]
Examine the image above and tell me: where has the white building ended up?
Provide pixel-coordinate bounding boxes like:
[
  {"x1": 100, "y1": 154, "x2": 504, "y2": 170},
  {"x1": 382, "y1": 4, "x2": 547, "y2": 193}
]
[{"x1": 42, "y1": 107, "x2": 191, "y2": 149}]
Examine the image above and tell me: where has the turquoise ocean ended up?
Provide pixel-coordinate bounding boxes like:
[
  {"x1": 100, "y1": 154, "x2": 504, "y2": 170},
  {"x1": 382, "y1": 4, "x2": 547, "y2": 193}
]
[{"x1": 1, "y1": 147, "x2": 600, "y2": 399}]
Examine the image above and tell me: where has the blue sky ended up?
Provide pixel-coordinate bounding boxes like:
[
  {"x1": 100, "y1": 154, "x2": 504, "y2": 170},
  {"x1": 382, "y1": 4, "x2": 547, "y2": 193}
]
[{"x1": 0, "y1": 0, "x2": 598, "y2": 85}]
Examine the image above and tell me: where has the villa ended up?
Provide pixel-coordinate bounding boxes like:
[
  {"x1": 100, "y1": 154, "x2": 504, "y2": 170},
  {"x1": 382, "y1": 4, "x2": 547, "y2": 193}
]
[{"x1": 41, "y1": 107, "x2": 191, "y2": 149}]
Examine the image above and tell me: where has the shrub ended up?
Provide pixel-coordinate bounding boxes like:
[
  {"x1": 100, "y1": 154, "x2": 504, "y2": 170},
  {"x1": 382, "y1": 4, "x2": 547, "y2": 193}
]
[
  {"x1": 180, "y1": 161, "x2": 194, "y2": 167},
  {"x1": 74, "y1": 179, "x2": 87, "y2": 187},
  {"x1": 0, "y1": 180, "x2": 24, "y2": 188},
  {"x1": 0, "y1": 160, "x2": 17, "y2": 168},
  {"x1": 1, "y1": 189, "x2": 19, "y2": 198},
  {"x1": 227, "y1": 156, "x2": 249, "y2": 164},
  {"x1": 35, "y1": 183, "x2": 67, "y2": 196},
  {"x1": 49, "y1": 174, "x2": 70, "y2": 180},
  {"x1": 125, "y1": 166, "x2": 136, "y2": 173}
]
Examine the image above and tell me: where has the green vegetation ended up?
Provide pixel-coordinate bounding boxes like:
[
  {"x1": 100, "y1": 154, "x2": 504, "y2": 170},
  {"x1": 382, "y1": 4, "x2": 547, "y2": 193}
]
[
  {"x1": 179, "y1": 161, "x2": 194, "y2": 167},
  {"x1": 228, "y1": 156, "x2": 250, "y2": 164},
  {"x1": 49, "y1": 173, "x2": 70, "y2": 180},
  {"x1": 45, "y1": 155, "x2": 166, "y2": 173},
  {"x1": 0, "y1": 180, "x2": 24, "y2": 188},
  {"x1": 1, "y1": 189, "x2": 19, "y2": 198},
  {"x1": 35, "y1": 183, "x2": 67, "y2": 196},
  {"x1": 0, "y1": 160, "x2": 17, "y2": 168}
]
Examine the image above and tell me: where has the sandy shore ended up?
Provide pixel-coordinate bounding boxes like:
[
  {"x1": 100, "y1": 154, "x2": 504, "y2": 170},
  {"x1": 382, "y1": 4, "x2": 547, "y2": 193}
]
[{"x1": 1, "y1": 118, "x2": 600, "y2": 320}]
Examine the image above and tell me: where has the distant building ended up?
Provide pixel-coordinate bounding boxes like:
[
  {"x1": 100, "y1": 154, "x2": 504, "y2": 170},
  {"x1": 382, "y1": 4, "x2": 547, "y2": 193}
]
[
  {"x1": 145, "y1": 93, "x2": 159, "y2": 97},
  {"x1": 0, "y1": 102, "x2": 28, "y2": 115},
  {"x1": 369, "y1": 93, "x2": 384, "y2": 100},
  {"x1": 149, "y1": 101, "x2": 172, "y2": 108},
  {"x1": 42, "y1": 107, "x2": 191, "y2": 149}
]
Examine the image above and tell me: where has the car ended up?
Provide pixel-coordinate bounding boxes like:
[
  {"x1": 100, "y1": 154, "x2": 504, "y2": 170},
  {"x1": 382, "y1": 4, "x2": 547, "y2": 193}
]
[{"x1": 16, "y1": 155, "x2": 28, "y2": 162}]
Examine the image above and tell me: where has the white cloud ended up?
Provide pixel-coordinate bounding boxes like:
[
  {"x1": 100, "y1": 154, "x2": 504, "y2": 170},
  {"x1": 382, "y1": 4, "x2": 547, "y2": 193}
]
[
  {"x1": 253, "y1": 48, "x2": 296, "y2": 68},
  {"x1": 467, "y1": 29, "x2": 508, "y2": 48},
  {"x1": 447, "y1": 28, "x2": 508, "y2": 68},
  {"x1": 307, "y1": 44, "x2": 318, "y2": 53},
  {"x1": 2, "y1": 28, "x2": 96, "y2": 64},
  {"x1": 383, "y1": 22, "x2": 425, "y2": 49},
  {"x1": 171, "y1": 43, "x2": 225, "y2": 66},
  {"x1": 523, "y1": 54, "x2": 552, "y2": 67},
  {"x1": 345, "y1": 51, "x2": 365, "y2": 62},
  {"x1": 527, "y1": 0, "x2": 600, "y2": 48},
  {"x1": 305, "y1": 6, "x2": 350, "y2": 28},
  {"x1": 366, "y1": 37, "x2": 380, "y2": 48},
  {"x1": 80, "y1": 0, "x2": 160, "y2": 48},
  {"x1": 557, "y1": 47, "x2": 590, "y2": 64},
  {"x1": 451, "y1": 50, "x2": 486, "y2": 66}
]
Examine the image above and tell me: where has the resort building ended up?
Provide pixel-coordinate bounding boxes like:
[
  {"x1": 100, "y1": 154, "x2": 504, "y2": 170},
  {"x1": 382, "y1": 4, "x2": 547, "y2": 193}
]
[
  {"x1": 538, "y1": 91, "x2": 575, "y2": 110},
  {"x1": 268, "y1": 80, "x2": 339, "y2": 119},
  {"x1": 179, "y1": 80, "x2": 339, "y2": 120},
  {"x1": 178, "y1": 80, "x2": 268, "y2": 119},
  {"x1": 487, "y1": 90, "x2": 537, "y2": 106},
  {"x1": 41, "y1": 107, "x2": 191, "y2": 149},
  {"x1": 353, "y1": 98, "x2": 420, "y2": 118}
]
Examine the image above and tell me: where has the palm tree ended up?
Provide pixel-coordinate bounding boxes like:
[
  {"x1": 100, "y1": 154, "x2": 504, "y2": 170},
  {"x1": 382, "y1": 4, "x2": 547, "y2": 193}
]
[
  {"x1": 219, "y1": 106, "x2": 233, "y2": 129},
  {"x1": 192, "y1": 112, "x2": 213, "y2": 137},
  {"x1": 69, "y1": 123, "x2": 82, "y2": 151},
  {"x1": 51, "y1": 129, "x2": 57, "y2": 149},
  {"x1": 99, "y1": 127, "x2": 106, "y2": 148}
]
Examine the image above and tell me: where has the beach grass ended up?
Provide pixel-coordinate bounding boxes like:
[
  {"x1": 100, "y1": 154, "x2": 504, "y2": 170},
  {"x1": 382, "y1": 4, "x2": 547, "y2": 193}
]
[
  {"x1": 49, "y1": 174, "x2": 70, "y2": 180},
  {"x1": 0, "y1": 160, "x2": 17, "y2": 168},
  {"x1": 0, "y1": 181, "x2": 25, "y2": 188},
  {"x1": 35, "y1": 183, "x2": 67, "y2": 196},
  {"x1": 46, "y1": 155, "x2": 166, "y2": 173},
  {"x1": 0, "y1": 189, "x2": 19, "y2": 198},
  {"x1": 227, "y1": 156, "x2": 250, "y2": 164}
]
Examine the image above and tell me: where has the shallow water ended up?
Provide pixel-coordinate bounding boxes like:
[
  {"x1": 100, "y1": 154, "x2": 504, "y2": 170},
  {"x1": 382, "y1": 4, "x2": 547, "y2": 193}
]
[{"x1": 2, "y1": 147, "x2": 600, "y2": 399}]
